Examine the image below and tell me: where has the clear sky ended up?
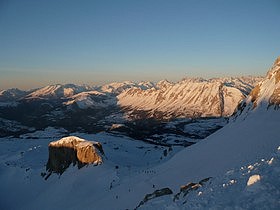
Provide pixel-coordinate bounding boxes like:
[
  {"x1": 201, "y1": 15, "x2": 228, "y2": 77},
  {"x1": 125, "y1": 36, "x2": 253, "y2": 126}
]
[{"x1": 0, "y1": 0, "x2": 279, "y2": 90}]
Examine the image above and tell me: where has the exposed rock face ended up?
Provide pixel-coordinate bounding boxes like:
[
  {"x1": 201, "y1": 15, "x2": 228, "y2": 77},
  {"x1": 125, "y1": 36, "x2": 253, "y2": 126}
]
[
  {"x1": 233, "y1": 56, "x2": 280, "y2": 120},
  {"x1": 76, "y1": 141, "x2": 103, "y2": 164},
  {"x1": 174, "y1": 177, "x2": 212, "y2": 201},
  {"x1": 135, "y1": 188, "x2": 173, "y2": 209},
  {"x1": 239, "y1": 56, "x2": 280, "y2": 112},
  {"x1": 46, "y1": 136, "x2": 104, "y2": 177}
]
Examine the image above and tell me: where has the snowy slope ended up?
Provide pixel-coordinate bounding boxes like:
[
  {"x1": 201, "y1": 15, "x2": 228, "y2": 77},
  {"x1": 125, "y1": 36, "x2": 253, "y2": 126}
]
[
  {"x1": 151, "y1": 108, "x2": 280, "y2": 188},
  {"x1": 63, "y1": 90, "x2": 116, "y2": 109},
  {"x1": 137, "y1": 147, "x2": 280, "y2": 209}
]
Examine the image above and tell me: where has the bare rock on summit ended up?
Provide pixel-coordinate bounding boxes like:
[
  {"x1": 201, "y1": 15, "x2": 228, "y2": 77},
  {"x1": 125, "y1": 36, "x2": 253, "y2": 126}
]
[
  {"x1": 46, "y1": 136, "x2": 104, "y2": 177},
  {"x1": 247, "y1": 56, "x2": 280, "y2": 109},
  {"x1": 76, "y1": 141, "x2": 103, "y2": 164}
]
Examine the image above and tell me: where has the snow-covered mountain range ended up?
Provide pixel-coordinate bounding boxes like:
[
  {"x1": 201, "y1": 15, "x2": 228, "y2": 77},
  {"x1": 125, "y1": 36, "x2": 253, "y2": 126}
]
[
  {"x1": 117, "y1": 76, "x2": 262, "y2": 119},
  {"x1": 0, "y1": 57, "x2": 279, "y2": 209},
  {"x1": 0, "y1": 75, "x2": 262, "y2": 138},
  {"x1": 1, "y1": 76, "x2": 261, "y2": 114}
]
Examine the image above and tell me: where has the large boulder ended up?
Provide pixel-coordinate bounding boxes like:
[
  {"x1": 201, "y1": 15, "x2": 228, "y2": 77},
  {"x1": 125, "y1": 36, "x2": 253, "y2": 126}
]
[{"x1": 46, "y1": 136, "x2": 104, "y2": 177}]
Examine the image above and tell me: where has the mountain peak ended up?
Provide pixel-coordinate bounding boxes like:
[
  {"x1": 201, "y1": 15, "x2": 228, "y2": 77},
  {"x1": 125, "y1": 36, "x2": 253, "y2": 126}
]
[
  {"x1": 236, "y1": 56, "x2": 280, "y2": 113},
  {"x1": 25, "y1": 84, "x2": 91, "y2": 100},
  {"x1": 181, "y1": 77, "x2": 206, "y2": 83},
  {"x1": 156, "y1": 79, "x2": 173, "y2": 89},
  {"x1": 273, "y1": 56, "x2": 280, "y2": 66}
]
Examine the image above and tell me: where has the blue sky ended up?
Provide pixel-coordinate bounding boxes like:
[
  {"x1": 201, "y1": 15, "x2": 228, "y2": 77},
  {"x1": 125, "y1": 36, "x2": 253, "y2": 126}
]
[{"x1": 0, "y1": 0, "x2": 279, "y2": 90}]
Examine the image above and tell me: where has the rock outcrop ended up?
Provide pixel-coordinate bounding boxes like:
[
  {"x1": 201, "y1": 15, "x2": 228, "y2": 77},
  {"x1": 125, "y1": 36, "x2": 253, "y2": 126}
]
[
  {"x1": 235, "y1": 56, "x2": 280, "y2": 116},
  {"x1": 135, "y1": 188, "x2": 173, "y2": 209},
  {"x1": 46, "y1": 136, "x2": 104, "y2": 177},
  {"x1": 173, "y1": 177, "x2": 212, "y2": 201}
]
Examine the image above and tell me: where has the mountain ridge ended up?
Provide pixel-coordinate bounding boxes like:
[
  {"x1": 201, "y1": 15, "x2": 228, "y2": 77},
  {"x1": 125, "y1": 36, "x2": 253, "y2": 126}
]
[
  {"x1": 0, "y1": 75, "x2": 263, "y2": 137},
  {"x1": 117, "y1": 76, "x2": 262, "y2": 119},
  {"x1": 0, "y1": 76, "x2": 262, "y2": 121}
]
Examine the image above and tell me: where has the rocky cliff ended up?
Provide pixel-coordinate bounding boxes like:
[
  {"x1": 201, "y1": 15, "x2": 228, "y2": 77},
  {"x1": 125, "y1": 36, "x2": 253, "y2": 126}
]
[
  {"x1": 46, "y1": 136, "x2": 104, "y2": 177},
  {"x1": 234, "y1": 56, "x2": 280, "y2": 117}
]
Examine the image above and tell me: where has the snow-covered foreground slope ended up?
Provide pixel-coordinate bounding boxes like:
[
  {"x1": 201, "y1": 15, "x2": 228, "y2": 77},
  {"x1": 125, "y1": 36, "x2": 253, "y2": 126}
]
[
  {"x1": 151, "y1": 108, "x2": 280, "y2": 189},
  {"x1": 138, "y1": 147, "x2": 280, "y2": 209},
  {"x1": 0, "y1": 131, "x2": 180, "y2": 210}
]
